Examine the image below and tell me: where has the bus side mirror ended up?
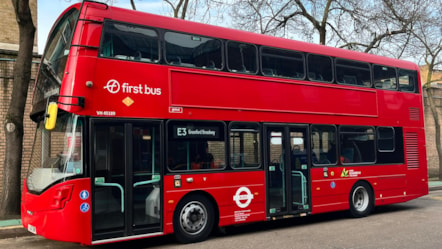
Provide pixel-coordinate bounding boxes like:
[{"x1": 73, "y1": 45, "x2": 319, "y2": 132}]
[{"x1": 45, "y1": 102, "x2": 58, "y2": 130}]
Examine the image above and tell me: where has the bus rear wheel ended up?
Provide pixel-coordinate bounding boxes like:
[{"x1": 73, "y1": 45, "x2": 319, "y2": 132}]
[
  {"x1": 173, "y1": 195, "x2": 214, "y2": 243},
  {"x1": 349, "y1": 181, "x2": 374, "y2": 218}
]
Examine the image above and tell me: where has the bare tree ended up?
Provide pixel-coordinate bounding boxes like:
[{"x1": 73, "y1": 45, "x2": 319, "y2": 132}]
[
  {"x1": 0, "y1": 0, "x2": 35, "y2": 218},
  {"x1": 411, "y1": 6, "x2": 442, "y2": 180},
  {"x1": 229, "y1": 0, "x2": 431, "y2": 57},
  {"x1": 231, "y1": 0, "x2": 360, "y2": 45},
  {"x1": 164, "y1": 0, "x2": 190, "y2": 19},
  {"x1": 230, "y1": 0, "x2": 295, "y2": 36},
  {"x1": 337, "y1": 0, "x2": 432, "y2": 56},
  {"x1": 130, "y1": 0, "x2": 136, "y2": 10},
  {"x1": 162, "y1": 0, "x2": 228, "y2": 23}
]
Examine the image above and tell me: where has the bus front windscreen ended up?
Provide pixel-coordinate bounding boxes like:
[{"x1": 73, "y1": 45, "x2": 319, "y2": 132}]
[
  {"x1": 27, "y1": 112, "x2": 83, "y2": 193},
  {"x1": 32, "y1": 8, "x2": 79, "y2": 115}
]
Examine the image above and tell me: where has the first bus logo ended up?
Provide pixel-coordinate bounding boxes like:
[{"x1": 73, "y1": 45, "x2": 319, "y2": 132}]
[
  {"x1": 104, "y1": 79, "x2": 162, "y2": 95},
  {"x1": 104, "y1": 79, "x2": 120, "y2": 94}
]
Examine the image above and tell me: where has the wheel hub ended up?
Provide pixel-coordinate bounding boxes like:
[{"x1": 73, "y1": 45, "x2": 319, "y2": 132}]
[{"x1": 180, "y1": 202, "x2": 207, "y2": 234}]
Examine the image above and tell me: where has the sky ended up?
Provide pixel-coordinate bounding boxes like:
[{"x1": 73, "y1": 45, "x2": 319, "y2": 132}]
[{"x1": 37, "y1": 0, "x2": 167, "y2": 54}]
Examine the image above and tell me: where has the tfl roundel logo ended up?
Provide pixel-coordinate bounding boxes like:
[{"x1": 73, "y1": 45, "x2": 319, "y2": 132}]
[
  {"x1": 104, "y1": 79, "x2": 120, "y2": 94},
  {"x1": 233, "y1": 187, "x2": 254, "y2": 208}
]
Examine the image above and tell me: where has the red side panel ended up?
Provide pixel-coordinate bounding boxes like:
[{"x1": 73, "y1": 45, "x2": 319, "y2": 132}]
[
  {"x1": 21, "y1": 178, "x2": 92, "y2": 245},
  {"x1": 170, "y1": 70, "x2": 378, "y2": 117},
  {"x1": 310, "y1": 164, "x2": 409, "y2": 214},
  {"x1": 162, "y1": 171, "x2": 267, "y2": 234}
]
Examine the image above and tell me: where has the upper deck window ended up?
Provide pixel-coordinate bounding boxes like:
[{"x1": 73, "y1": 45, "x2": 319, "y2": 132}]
[
  {"x1": 374, "y1": 65, "x2": 397, "y2": 90},
  {"x1": 165, "y1": 32, "x2": 222, "y2": 70},
  {"x1": 261, "y1": 47, "x2": 304, "y2": 79},
  {"x1": 307, "y1": 54, "x2": 333, "y2": 82},
  {"x1": 336, "y1": 59, "x2": 371, "y2": 87},
  {"x1": 398, "y1": 69, "x2": 418, "y2": 92},
  {"x1": 227, "y1": 41, "x2": 257, "y2": 74},
  {"x1": 100, "y1": 21, "x2": 160, "y2": 63}
]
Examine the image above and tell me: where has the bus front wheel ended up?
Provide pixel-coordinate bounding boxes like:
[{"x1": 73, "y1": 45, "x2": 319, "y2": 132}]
[
  {"x1": 173, "y1": 194, "x2": 214, "y2": 243},
  {"x1": 349, "y1": 181, "x2": 374, "y2": 218}
]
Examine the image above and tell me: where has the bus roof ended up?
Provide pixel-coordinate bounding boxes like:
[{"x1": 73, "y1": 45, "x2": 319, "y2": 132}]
[{"x1": 64, "y1": 2, "x2": 418, "y2": 71}]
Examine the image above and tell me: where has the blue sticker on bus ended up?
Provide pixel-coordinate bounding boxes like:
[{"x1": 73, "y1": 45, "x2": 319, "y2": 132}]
[
  {"x1": 80, "y1": 190, "x2": 89, "y2": 200},
  {"x1": 80, "y1": 203, "x2": 90, "y2": 213}
]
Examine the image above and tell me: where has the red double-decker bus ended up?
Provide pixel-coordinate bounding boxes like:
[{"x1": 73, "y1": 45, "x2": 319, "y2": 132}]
[{"x1": 22, "y1": 1, "x2": 428, "y2": 245}]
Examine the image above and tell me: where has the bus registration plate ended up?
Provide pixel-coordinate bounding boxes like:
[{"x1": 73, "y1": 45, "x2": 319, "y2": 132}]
[{"x1": 27, "y1": 224, "x2": 36, "y2": 234}]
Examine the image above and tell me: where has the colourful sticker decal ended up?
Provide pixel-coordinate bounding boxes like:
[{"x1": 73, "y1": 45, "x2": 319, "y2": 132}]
[
  {"x1": 341, "y1": 168, "x2": 349, "y2": 177},
  {"x1": 341, "y1": 168, "x2": 362, "y2": 177}
]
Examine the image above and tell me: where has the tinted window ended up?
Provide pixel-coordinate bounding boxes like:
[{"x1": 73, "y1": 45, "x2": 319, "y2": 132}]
[
  {"x1": 307, "y1": 54, "x2": 333, "y2": 82},
  {"x1": 230, "y1": 123, "x2": 261, "y2": 169},
  {"x1": 167, "y1": 121, "x2": 225, "y2": 171},
  {"x1": 374, "y1": 65, "x2": 397, "y2": 90},
  {"x1": 376, "y1": 127, "x2": 404, "y2": 164},
  {"x1": 340, "y1": 126, "x2": 375, "y2": 164},
  {"x1": 165, "y1": 32, "x2": 222, "y2": 69},
  {"x1": 261, "y1": 47, "x2": 304, "y2": 79},
  {"x1": 227, "y1": 41, "x2": 257, "y2": 73},
  {"x1": 377, "y1": 127, "x2": 395, "y2": 152},
  {"x1": 398, "y1": 69, "x2": 418, "y2": 92},
  {"x1": 100, "y1": 22, "x2": 159, "y2": 62},
  {"x1": 336, "y1": 59, "x2": 371, "y2": 87}
]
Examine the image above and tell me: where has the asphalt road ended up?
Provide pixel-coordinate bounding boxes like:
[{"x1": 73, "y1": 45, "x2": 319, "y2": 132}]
[{"x1": 2, "y1": 190, "x2": 442, "y2": 249}]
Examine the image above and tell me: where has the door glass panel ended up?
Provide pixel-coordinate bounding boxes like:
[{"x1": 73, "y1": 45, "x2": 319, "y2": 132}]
[
  {"x1": 132, "y1": 125, "x2": 161, "y2": 228},
  {"x1": 268, "y1": 129, "x2": 286, "y2": 214},
  {"x1": 93, "y1": 125, "x2": 125, "y2": 233},
  {"x1": 290, "y1": 128, "x2": 309, "y2": 211}
]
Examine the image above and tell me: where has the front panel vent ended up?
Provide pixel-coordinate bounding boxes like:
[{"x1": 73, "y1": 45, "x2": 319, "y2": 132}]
[{"x1": 405, "y1": 132, "x2": 419, "y2": 169}]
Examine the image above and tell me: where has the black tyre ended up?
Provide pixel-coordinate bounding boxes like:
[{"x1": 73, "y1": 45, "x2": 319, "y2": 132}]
[
  {"x1": 349, "y1": 181, "x2": 374, "y2": 218},
  {"x1": 173, "y1": 195, "x2": 215, "y2": 243}
]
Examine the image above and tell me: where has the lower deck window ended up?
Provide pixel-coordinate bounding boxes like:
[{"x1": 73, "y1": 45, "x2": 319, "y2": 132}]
[
  {"x1": 167, "y1": 121, "x2": 225, "y2": 171},
  {"x1": 340, "y1": 126, "x2": 375, "y2": 164},
  {"x1": 230, "y1": 123, "x2": 261, "y2": 169}
]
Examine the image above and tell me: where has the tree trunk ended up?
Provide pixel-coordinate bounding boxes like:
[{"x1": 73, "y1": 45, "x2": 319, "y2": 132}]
[
  {"x1": 0, "y1": 0, "x2": 35, "y2": 218},
  {"x1": 130, "y1": 0, "x2": 136, "y2": 10},
  {"x1": 425, "y1": 87, "x2": 442, "y2": 180}
]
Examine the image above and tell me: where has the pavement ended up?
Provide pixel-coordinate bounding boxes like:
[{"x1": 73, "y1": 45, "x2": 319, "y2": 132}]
[{"x1": 1, "y1": 180, "x2": 442, "y2": 240}]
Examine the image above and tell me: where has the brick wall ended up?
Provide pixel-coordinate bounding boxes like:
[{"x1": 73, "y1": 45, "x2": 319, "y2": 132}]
[
  {"x1": 423, "y1": 88, "x2": 442, "y2": 178},
  {"x1": 421, "y1": 66, "x2": 442, "y2": 178},
  {"x1": 0, "y1": 0, "x2": 37, "y2": 51},
  {"x1": 0, "y1": 51, "x2": 40, "y2": 194}
]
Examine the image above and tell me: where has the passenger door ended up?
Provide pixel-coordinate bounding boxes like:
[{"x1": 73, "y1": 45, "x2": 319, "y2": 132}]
[
  {"x1": 91, "y1": 120, "x2": 162, "y2": 242},
  {"x1": 265, "y1": 124, "x2": 311, "y2": 216}
]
